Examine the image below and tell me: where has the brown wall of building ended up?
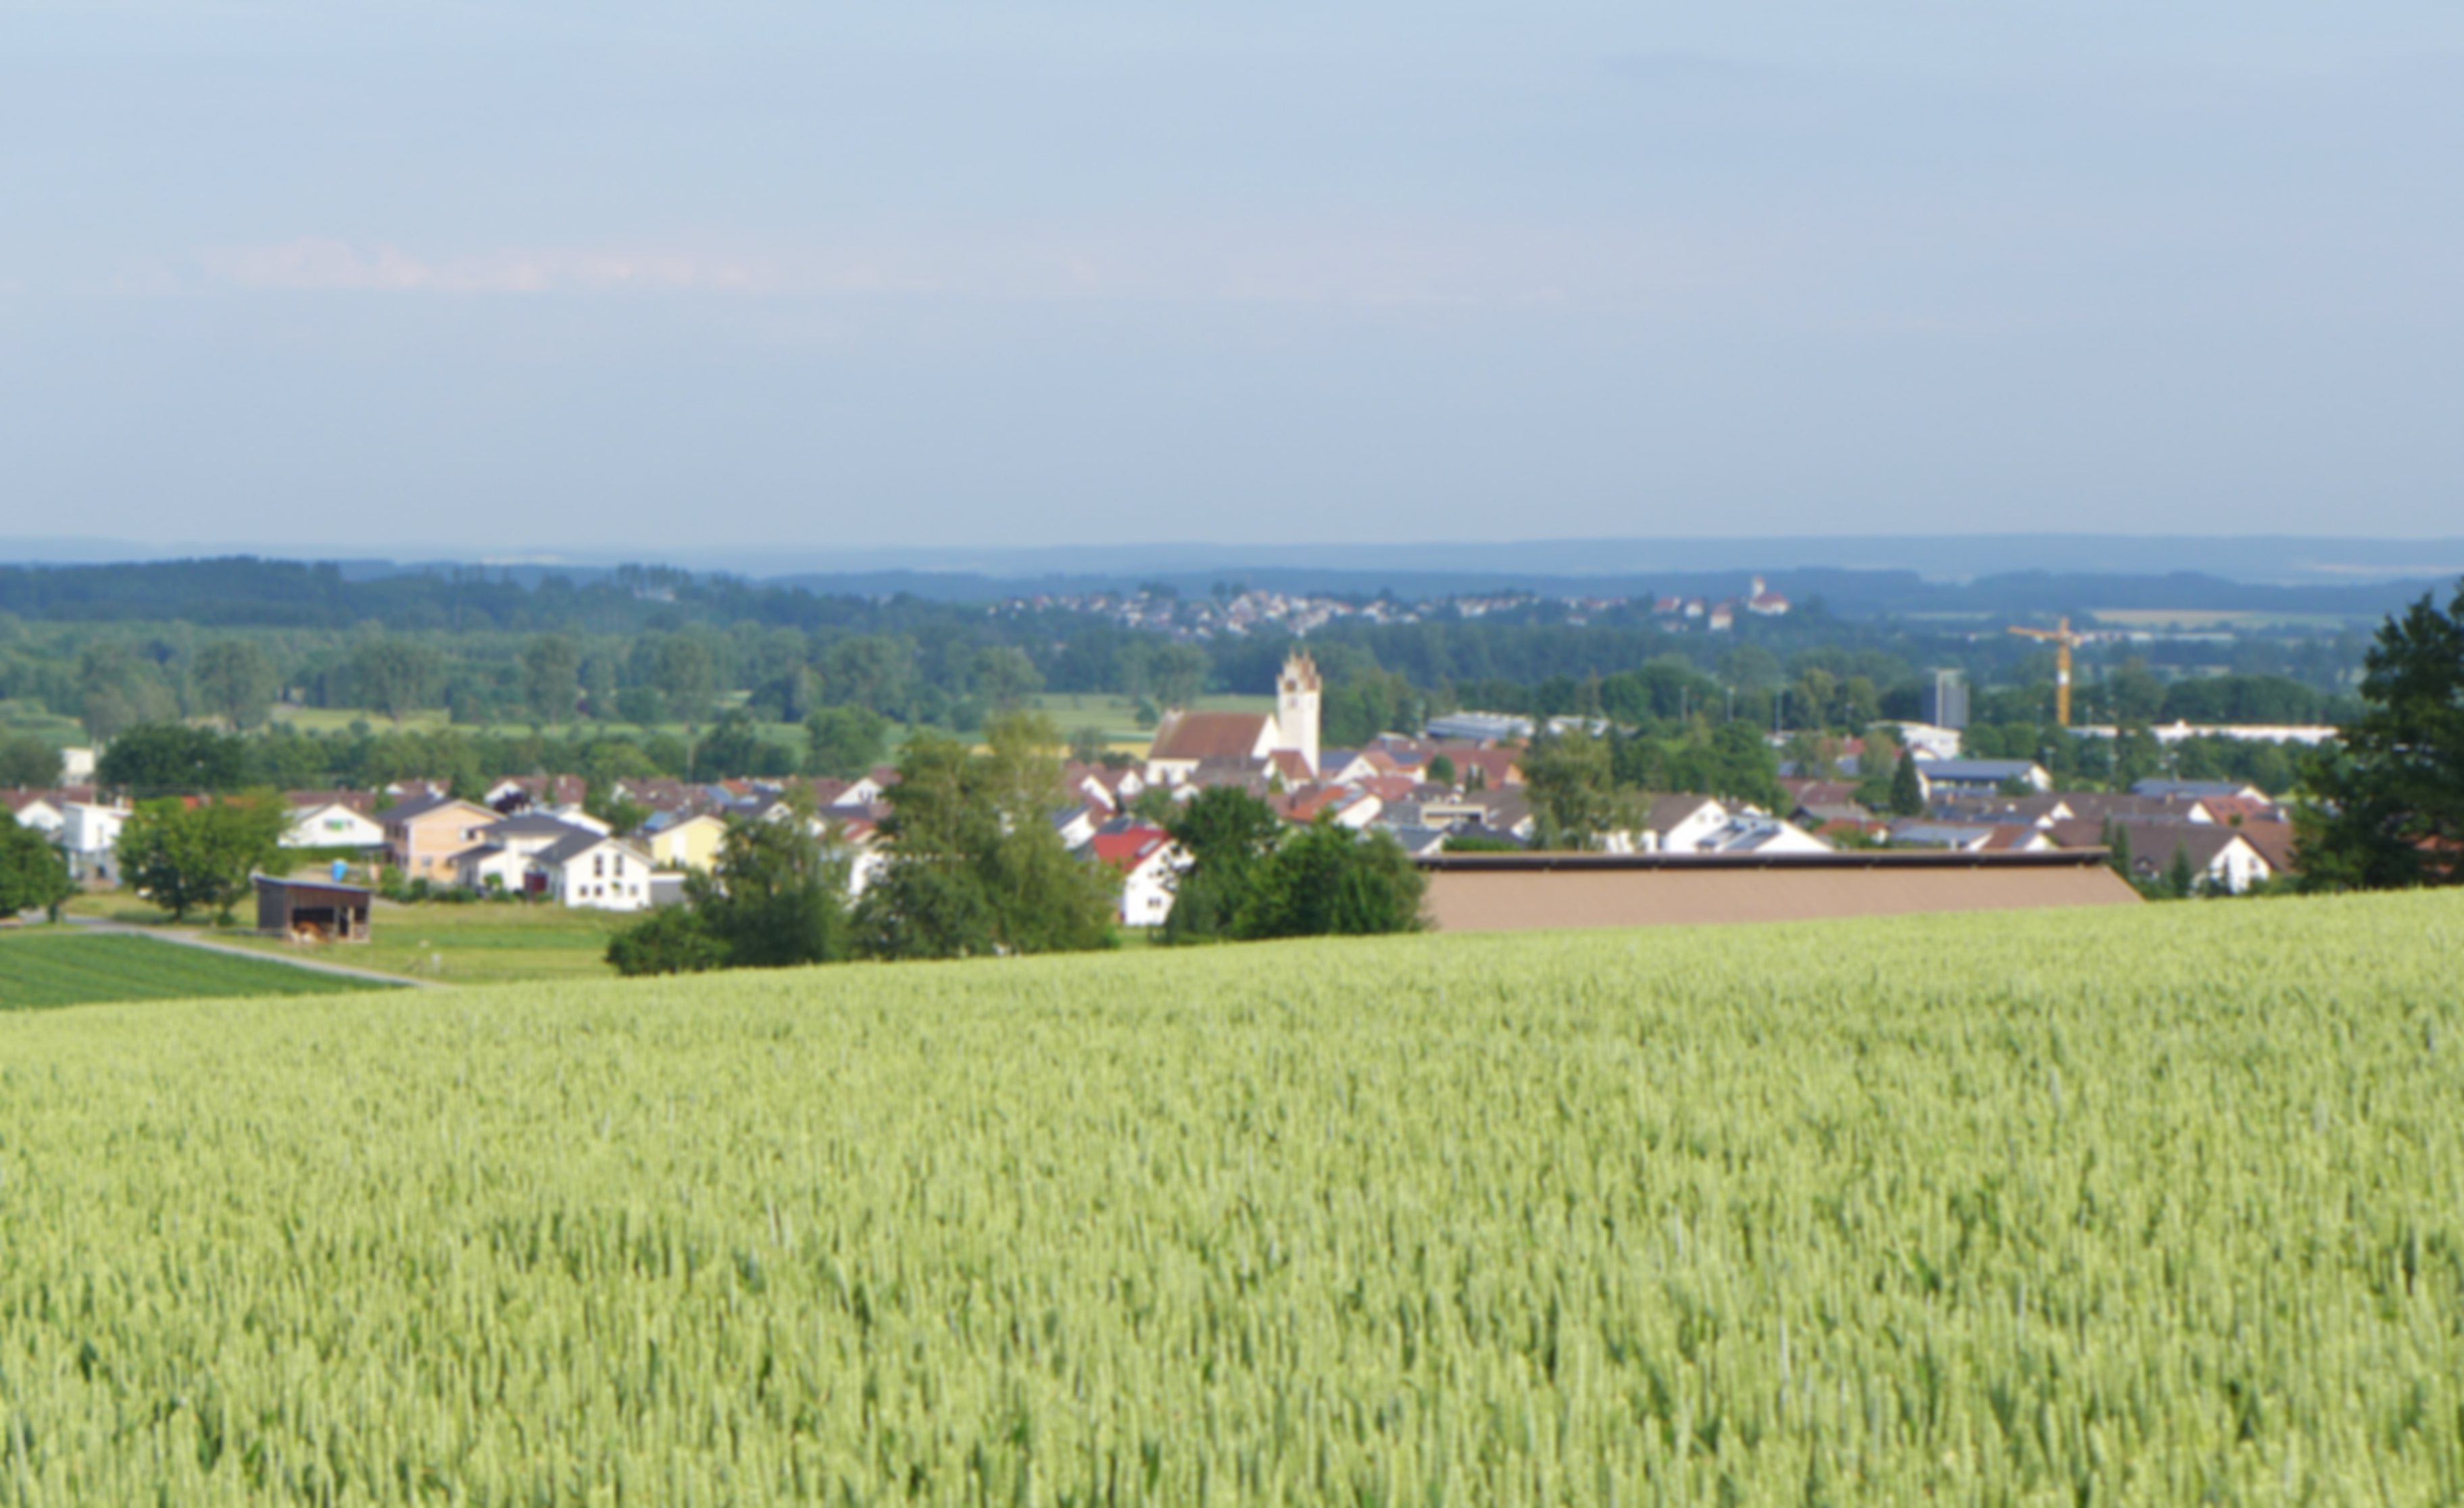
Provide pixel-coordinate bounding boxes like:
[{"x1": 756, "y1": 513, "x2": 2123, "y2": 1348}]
[{"x1": 1423, "y1": 862, "x2": 2139, "y2": 933}]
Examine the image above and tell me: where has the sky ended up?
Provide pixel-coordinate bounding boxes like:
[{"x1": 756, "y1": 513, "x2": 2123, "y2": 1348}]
[{"x1": 3, "y1": 1, "x2": 2461, "y2": 555}]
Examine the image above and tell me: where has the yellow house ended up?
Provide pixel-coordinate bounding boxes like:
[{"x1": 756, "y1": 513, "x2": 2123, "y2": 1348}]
[
  {"x1": 380, "y1": 793, "x2": 499, "y2": 883},
  {"x1": 649, "y1": 813, "x2": 729, "y2": 872}
]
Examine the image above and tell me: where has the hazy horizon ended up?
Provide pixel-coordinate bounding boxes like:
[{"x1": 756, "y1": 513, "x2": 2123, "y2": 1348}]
[
  {"x1": 6, "y1": 1, "x2": 2460, "y2": 549},
  {"x1": 8, "y1": 531, "x2": 2464, "y2": 589}
]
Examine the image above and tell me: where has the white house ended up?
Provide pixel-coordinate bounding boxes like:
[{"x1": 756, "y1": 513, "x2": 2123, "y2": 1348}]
[
  {"x1": 1890, "y1": 722, "x2": 1965, "y2": 762},
  {"x1": 1690, "y1": 815, "x2": 1835, "y2": 855},
  {"x1": 539, "y1": 831, "x2": 656, "y2": 911},
  {"x1": 59, "y1": 801, "x2": 132, "y2": 884},
  {"x1": 447, "y1": 814, "x2": 607, "y2": 897},
  {"x1": 2124, "y1": 825, "x2": 2274, "y2": 895},
  {"x1": 282, "y1": 799, "x2": 386, "y2": 851},
  {"x1": 1052, "y1": 803, "x2": 1104, "y2": 851},
  {"x1": 1641, "y1": 795, "x2": 1733, "y2": 854},
  {"x1": 3, "y1": 793, "x2": 66, "y2": 837},
  {"x1": 838, "y1": 838, "x2": 890, "y2": 900},
  {"x1": 826, "y1": 773, "x2": 890, "y2": 809},
  {"x1": 1090, "y1": 826, "x2": 1185, "y2": 928}
]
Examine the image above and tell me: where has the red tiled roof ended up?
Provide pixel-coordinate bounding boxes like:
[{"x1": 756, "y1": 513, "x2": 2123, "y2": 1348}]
[
  {"x1": 1089, "y1": 826, "x2": 1171, "y2": 872},
  {"x1": 1149, "y1": 712, "x2": 1272, "y2": 763},
  {"x1": 1274, "y1": 786, "x2": 1370, "y2": 824}
]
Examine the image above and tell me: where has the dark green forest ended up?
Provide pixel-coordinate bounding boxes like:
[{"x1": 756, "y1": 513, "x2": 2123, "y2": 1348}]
[{"x1": 0, "y1": 557, "x2": 2373, "y2": 797}]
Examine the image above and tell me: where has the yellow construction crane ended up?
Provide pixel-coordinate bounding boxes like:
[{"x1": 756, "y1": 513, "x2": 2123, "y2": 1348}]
[{"x1": 2008, "y1": 616, "x2": 2087, "y2": 726}]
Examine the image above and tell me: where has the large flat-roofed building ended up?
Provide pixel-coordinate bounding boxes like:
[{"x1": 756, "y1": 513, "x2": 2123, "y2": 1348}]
[{"x1": 1416, "y1": 849, "x2": 2136, "y2": 932}]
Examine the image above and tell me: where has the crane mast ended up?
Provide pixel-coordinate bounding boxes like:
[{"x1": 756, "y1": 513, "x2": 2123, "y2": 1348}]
[{"x1": 2007, "y1": 616, "x2": 2086, "y2": 726}]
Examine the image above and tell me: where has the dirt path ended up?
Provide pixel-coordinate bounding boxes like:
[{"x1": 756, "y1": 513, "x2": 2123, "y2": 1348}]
[{"x1": 66, "y1": 918, "x2": 443, "y2": 989}]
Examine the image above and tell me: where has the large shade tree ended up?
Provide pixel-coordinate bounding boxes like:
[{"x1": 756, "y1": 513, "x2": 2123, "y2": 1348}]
[
  {"x1": 116, "y1": 794, "x2": 291, "y2": 924},
  {"x1": 852, "y1": 713, "x2": 1116, "y2": 961}
]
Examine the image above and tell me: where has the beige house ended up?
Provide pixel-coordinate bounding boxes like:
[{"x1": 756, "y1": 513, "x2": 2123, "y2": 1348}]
[
  {"x1": 649, "y1": 812, "x2": 729, "y2": 872},
  {"x1": 381, "y1": 792, "x2": 498, "y2": 883}
]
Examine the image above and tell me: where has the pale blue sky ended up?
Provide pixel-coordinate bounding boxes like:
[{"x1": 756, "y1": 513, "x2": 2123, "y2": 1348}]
[{"x1": 4, "y1": 2, "x2": 2460, "y2": 553}]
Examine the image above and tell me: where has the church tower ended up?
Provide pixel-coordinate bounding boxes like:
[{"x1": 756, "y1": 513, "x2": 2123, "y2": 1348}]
[{"x1": 1276, "y1": 649, "x2": 1322, "y2": 776}]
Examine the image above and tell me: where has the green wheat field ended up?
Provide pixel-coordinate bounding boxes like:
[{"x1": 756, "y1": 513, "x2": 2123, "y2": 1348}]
[
  {"x1": 0, "y1": 930, "x2": 387, "y2": 1011},
  {"x1": 2, "y1": 893, "x2": 2461, "y2": 1503}
]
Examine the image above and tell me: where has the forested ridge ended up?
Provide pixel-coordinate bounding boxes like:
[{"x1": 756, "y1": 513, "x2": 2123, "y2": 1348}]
[{"x1": 0, "y1": 555, "x2": 2375, "y2": 799}]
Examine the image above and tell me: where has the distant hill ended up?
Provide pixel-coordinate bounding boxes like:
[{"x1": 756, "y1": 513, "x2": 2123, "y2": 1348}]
[
  {"x1": 0, "y1": 553, "x2": 2449, "y2": 626},
  {"x1": 8, "y1": 532, "x2": 2464, "y2": 589}
]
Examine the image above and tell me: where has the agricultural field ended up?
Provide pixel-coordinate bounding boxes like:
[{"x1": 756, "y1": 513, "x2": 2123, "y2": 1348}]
[
  {"x1": 268, "y1": 700, "x2": 806, "y2": 751},
  {"x1": 2, "y1": 894, "x2": 2463, "y2": 1501},
  {"x1": 0, "y1": 927, "x2": 389, "y2": 1009},
  {"x1": 203, "y1": 897, "x2": 629, "y2": 984}
]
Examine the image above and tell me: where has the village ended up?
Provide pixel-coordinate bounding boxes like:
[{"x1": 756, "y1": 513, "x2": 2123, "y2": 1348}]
[
  {"x1": 1, "y1": 642, "x2": 2313, "y2": 949},
  {"x1": 997, "y1": 578, "x2": 1799, "y2": 640}
]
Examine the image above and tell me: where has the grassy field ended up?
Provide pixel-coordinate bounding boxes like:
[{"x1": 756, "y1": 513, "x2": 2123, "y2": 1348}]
[
  {"x1": 3, "y1": 893, "x2": 2462, "y2": 1501},
  {"x1": 267, "y1": 701, "x2": 807, "y2": 751},
  {"x1": 203, "y1": 898, "x2": 629, "y2": 984},
  {"x1": 0, "y1": 927, "x2": 390, "y2": 1009},
  {"x1": 1031, "y1": 690, "x2": 1273, "y2": 750}
]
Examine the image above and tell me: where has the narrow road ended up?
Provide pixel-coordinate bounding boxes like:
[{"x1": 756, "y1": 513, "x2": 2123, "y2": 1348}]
[{"x1": 66, "y1": 917, "x2": 442, "y2": 989}]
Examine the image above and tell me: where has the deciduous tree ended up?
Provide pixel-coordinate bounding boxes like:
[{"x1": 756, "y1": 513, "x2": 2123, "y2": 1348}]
[
  {"x1": 116, "y1": 794, "x2": 291, "y2": 924},
  {"x1": 521, "y1": 634, "x2": 583, "y2": 728},
  {"x1": 805, "y1": 705, "x2": 889, "y2": 780},
  {"x1": 1161, "y1": 786, "x2": 1283, "y2": 945},
  {"x1": 192, "y1": 640, "x2": 280, "y2": 729},
  {"x1": 0, "y1": 732, "x2": 62, "y2": 789},
  {"x1": 97, "y1": 724, "x2": 249, "y2": 798},
  {"x1": 852, "y1": 714, "x2": 1116, "y2": 960},
  {"x1": 1232, "y1": 821, "x2": 1426, "y2": 939},
  {"x1": 1521, "y1": 726, "x2": 1626, "y2": 850},
  {"x1": 351, "y1": 638, "x2": 441, "y2": 724},
  {"x1": 0, "y1": 820, "x2": 74, "y2": 920}
]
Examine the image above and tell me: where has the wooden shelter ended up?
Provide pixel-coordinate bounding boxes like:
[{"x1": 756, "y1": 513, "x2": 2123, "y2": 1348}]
[
  {"x1": 252, "y1": 874, "x2": 374, "y2": 943},
  {"x1": 1414, "y1": 849, "x2": 2137, "y2": 933}
]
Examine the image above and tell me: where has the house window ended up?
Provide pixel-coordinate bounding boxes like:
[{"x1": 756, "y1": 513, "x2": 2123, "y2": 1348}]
[{"x1": 593, "y1": 854, "x2": 605, "y2": 878}]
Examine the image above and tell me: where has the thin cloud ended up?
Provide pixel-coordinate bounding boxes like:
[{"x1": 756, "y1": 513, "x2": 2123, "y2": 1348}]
[
  {"x1": 199, "y1": 239, "x2": 932, "y2": 295},
  {"x1": 189, "y1": 225, "x2": 1779, "y2": 313}
]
